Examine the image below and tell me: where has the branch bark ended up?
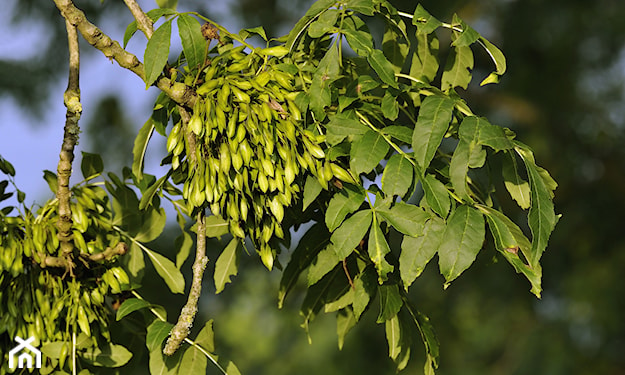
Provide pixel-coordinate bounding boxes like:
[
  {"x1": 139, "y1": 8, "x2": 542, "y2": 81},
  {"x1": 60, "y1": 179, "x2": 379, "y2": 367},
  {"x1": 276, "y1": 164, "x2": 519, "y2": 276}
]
[
  {"x1": 52, "y1": 0, "x2": 198, "y2": 109},
  {"x1": 164, "y1": 211, "x2": 208, "y2": 355},
  {"x1": 122, "y1": 0, "x2": 154, "y2": 39},
  {"x1": 56, "y1": 19, "x2": 82, "y2": 275},
  {"x1": 164, "y1": 106, "x2": 206, "y2": 355}
]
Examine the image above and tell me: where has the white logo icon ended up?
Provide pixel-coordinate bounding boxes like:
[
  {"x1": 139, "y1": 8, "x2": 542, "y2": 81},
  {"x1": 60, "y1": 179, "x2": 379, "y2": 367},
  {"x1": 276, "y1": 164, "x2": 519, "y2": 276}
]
[{"x1": 9, "y1": 336, "x2": 42, "y2": 369}]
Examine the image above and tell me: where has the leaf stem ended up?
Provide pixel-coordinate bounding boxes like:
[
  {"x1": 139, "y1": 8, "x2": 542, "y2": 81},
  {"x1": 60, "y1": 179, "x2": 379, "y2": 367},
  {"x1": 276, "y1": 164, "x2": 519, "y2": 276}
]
[{"x1": 355, "y1": 110, "x2": 415, "y2": 167}]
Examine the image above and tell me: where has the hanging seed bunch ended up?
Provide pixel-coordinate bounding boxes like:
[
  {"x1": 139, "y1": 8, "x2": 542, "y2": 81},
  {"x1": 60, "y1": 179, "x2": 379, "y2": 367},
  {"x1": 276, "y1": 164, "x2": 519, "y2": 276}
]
[{"x1": 166, "y1": 41, "x2": 354, "y2": 269}]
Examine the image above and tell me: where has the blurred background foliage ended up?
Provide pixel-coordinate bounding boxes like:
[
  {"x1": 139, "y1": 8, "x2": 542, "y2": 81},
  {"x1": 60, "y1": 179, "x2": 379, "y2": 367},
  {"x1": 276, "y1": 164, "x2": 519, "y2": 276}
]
[{"x1": 2, "y1": 0, "x2": 625, "y2": 373}]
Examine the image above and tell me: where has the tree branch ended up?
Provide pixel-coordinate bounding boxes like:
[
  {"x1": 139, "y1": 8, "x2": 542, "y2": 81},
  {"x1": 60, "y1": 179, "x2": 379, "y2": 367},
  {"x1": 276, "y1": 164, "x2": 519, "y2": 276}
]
[
  {"x1": 122, "y1": 0, "x2": 154, "y2": 39},
  {"x1": 164, "y1": 211, "x2": 208, "y2": 355},
  {"x1": 164, "y1": 106, "x2": 205, "y2": 355},
  {"x1": 52, "y1": 0, "x2": 198, "y2": 109},
  {"x1": 56, "y1": 19, "x2": 82, "y2": 275}
]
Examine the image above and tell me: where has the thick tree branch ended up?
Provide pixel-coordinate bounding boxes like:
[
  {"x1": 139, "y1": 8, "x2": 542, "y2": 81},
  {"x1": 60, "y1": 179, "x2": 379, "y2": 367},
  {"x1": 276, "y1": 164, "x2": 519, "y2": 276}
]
[
  {"x1": 52, "y1": 0, "x2": 197, "y2": 108},
  {"x1": 56, "y1": 19, "x2": 81, "y2": 275},
  {"x1": 164, "y1": 211, "x2": 208, "y2": 355},
  {"x1": 164, "y1": 106, "x2": 206, "y2": 355},
  {"x1": 122, "y1": 0, "x2": 153, "y2": 39}
]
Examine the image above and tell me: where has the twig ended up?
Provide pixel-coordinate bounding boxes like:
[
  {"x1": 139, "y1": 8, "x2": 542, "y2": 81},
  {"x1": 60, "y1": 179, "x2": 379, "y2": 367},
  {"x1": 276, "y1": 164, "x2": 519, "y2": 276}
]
[
  {"x1": 52, "y1": 0, "x2": 198, "y2": 108},
  {"x1": 164, "y1": 211, "x2": 208, "y2": 355},
  {"x1": 56, "y1": 19, "x2": 82, "y2": 276},
  {"x1": 37, "y1": 242, "x2": 128, "y2": 269},
  {"x1": 122, "y1": 0, "x2": 153, "y2": 39}
]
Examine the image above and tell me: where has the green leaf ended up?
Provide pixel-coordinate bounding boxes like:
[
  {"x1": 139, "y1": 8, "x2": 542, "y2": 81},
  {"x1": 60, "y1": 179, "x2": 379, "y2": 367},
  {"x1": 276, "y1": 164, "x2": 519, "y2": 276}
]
[
  {"x1": 477, "y1": 119, "x2": 514, "y2": 151},
  {"x1": 367, "y1": 49, "x2": 398, "y2": 88},
  {"x1": 337, "y1": 308, "x2": 357, "y2": 350},
  {"x1": 156, "y1": 0, "x2": 177, "y2": 10},
  {"x1": 325, "y1": 184, "x2": 366, "y2": 231},
  {"x1": 450, "y1": 117, "x2": 481, "y2": 202},
  {"x1": 239, "y1": 26, "x2": 268, "y2": 41},
  {"x1": 410, "y1": 32, "x2": 439, "y2": 83},
  {"x1": 342, "y1": 16, "x2": 374, "y2": 56},
  {"x1": 147, "y1": 320, "x2": 173, "y2": 352},
  {"x1": 353, "y1": 266, "x2": 377, "y2": 320},
  {"x1": 382, "y1": 125, "x2": 412, "y2": 144},
  {"x1": 476, "y1": 204, "x2": 542, "y2": 297},
  {"x1": 399, "y1": 217, "x2": 446, "y2": 290},
  {"x1": 174, "y1": 231, "x2": 193, "y2": 269},
  {"x1": 376, "y1": 284, "x2": 402, "y2": 323},
  {"x1": 81, "y1": 152, "x2": 104, "y2": 180},
  {"x1": 308, "y1": 9, "x2": 338, "y2": 38},
  {"x1": 315, "y1": 44, "x2": 340, "y2": 82},
  {"x1": 179, "y1": 346, "x2": 208, "y2": 375},
  {"x1": 177, "y1": 14, "x2": 206, "y2": 71},
  {"x1": 368, "y1": 216, "x2": 394, "y2": 282},
  {"x1": 139, "y1": 174, "x2": 168, "y2": 210},
  {"x1": 382, "y1": 21, "x2": 409, "y2": 73},
  {"x1": 326, "y1": 113, "x2": 369, "y2": 146},
  {"x1": 309, "y1": 75, "x2": 332, "y2": 121},
  {"x1": 122, "y1": 242, "x2": 145, "y2": 288},
  {"x1": 123, "y1": 9, "x2": 176, "y2": 48},
  {"x1": 412, "y1": 309, "x2": 439, "y2": 373},
  {"x1": 286, "y1": 0, "x2": 336, "y2": 50},
  {"x1": 80, "y1": 344, "x2": 133, "y2": 368},
  {"x1": 412, "y1": 4, "x2": 442, "y2": 34},
  {"x1": 441, "y1": 45, "x2": 474, "y2": 90},
  {"x1": 0, "y1": 156, "x2": 16, "y2": 176},
  {"x1": 214, "y1": 238, "x2": 240, "y2": 294},
  {"x1": 308, "y1": 244, "x2": 340, "y2": 286},
  {"x1": 438, "y1": 205, "x2": 485, "y2": 287},
  {"x1": 279, "y1": 223, "x2": 330, "y2": 307},
  {"x1": 479, "y1": 37, "x2": 506, "y2": 85},
  {"x1": 116, "y1": 298, "x2": 151, "y2": 321},
  {"x1": 516, "y1": 145, "x2": 558, "y2": 266},
  {"x1": 143, "y1": 248, "x2": 185, "y2": 294},
  {"x1": 346, "y1": 0, "x2": 375, "y2": 16},
  {"x1": 412, "y1": 96, "x2": 454, "y2": 171},
  {"x1": 144, "y1": 20, "x2": 172, "y2": 88},
  {"x1": 376, "y1": 202, "x2": 430, "y2": 237},
  {"x1": 194, "y1": 319, "x2": 215, "y2": 352},
  {"x1": 132, "y1": 119, "x2": 155, "y2": 181},
  {"x1": 43, "y1": 170, "x2": 58, "y2": 194},
  {"x1": 149, "y1": 345, "x2": 182, "y2": 375},
  {"x1": 451, "y1": 17, "x2": 480, "y2": 47},
  {"x1": 303, "y1": 175, "x2": 323, "y2": 210},
  {"x1": 332, "y1": 209, "x2": 373, "y2": 259},
  {"x1": 134, "y1": 206, "x2": 167, "y2": 242},
  {"x1": 381, "y1": 91, "x2": 399, "y2": 120},
  {"x1": 385, "y1": 312, "x2": 412, "y2": 371},
  {"x1": 502, "y1": 152, "x2": 531, "y2": 209},
  {"x1": 381, "y1": 154, "x2": 413, "y2": 198},
  {"x1": 421, "y1": 174, "x2": 450, "y2": 218},
  {"x1": 350, "y1": 130, "x2": 390, "y2": 176},
  {"x1": 204, "y1": 214, "x2": 230, "y2": 238}
]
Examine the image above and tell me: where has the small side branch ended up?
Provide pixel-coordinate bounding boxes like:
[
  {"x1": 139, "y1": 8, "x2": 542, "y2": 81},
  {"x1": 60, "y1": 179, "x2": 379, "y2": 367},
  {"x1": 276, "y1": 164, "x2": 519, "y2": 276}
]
[
  {"x1": 164, "y1": 211, "x2": 208, "y2": 355},
  {"x1": 52, "y1": 0, "x2": 197, "y2": 108},
  {"x1": 122, "y1": 0, "x2": 153, "y2": 39},
  {"x1": 56, "y1": 19, "x2": 82, "y2": 275}
]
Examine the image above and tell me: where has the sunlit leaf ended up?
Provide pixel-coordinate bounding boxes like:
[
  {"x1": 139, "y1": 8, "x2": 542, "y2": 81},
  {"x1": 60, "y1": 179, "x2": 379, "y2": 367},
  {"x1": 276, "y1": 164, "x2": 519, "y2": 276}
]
[
  {"x1": 368, "y1": 216, "x2": 394, "y2": 282},
  {"x1": 381, "y1": 91, "x2": 399, "y2": 120},
  {"x1": 116, "y1": 298, "x2": 151, "y2": 321},
  {"x1": 350, "y1": 130, "x2": 390, "y2": 176},
  {"x1": 337, "y1": 308, "x2": 357, "y2": 350},
  {"x1": 381, "y1": 153, "x2": 413, "y2": 198},
  {"x1": 376, "y1": 202, "x2": 430, "y2": 237},
  {"x1": 326, "y1": 113, "x2": 369, "y2": 146},
  {"x1": 410, "y1": 32, "x2": 439, "y2": 83},
  {"x1": 382, "y1": 21, "x2": 409, "y2": 73},
  {"x1": 308, "y1": 9, "x2": 338, "y2": 38},
  {"x1": 179, "y1": 345, "x2": 208, "y2": 375},
  {"x1": 143, "y1": 248, "x2": 185, "y2": 294},
  {"x1": 331, "y1": 209, "x2": 373, "y2": 259},
  {"x1": 421, "y1": 174, "x2": 450, "y2": 218},
  {"x1": 303, "y1": 175, "x2": 323, "y2": 210},
  {"x1": 399, "y1": 217, "x2": 445, "y2": 290},
  {"x1": 144, "y1": 20, "x2": 172, "y2": 88},
  {"x1": 367, "y1": 49, "x2": 398, "y2": 88},
  {"x1": 81, "y1": 152, "x2": 104, "y2": 180},
  {"x1": 412, "y1": 4, "x2": 442, "y2": 34},
  {"x1": 412, "y1": 96, "x2": 454, "y2": 171},
  {"x1": 132, "y1": 119, "x2": 154, "y2": 181},
  {"x1": 214, "y1": 238, "x2": 240, "y2": 294},
  {"x1": 325, "y1": 184, "x2": 365, "y2": 231},
  {"x1": 178, "y1": 14, "x2": 206, "y2": 70},
  {"x1": 80, "y1": 343, "x2": 133, "y2": 368},
  {"x1": 441, "y1": 45, "x2": 474, "y2": 90},
  {"x1": 502, "y1": 152, "x2": 531, "y2": 209},
  {"x1": 438, "y1": 205, "x2": 485, "y2": 287},
  {"x1": 308, "y1": 244, "x2": 340, "y2": 286}
]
